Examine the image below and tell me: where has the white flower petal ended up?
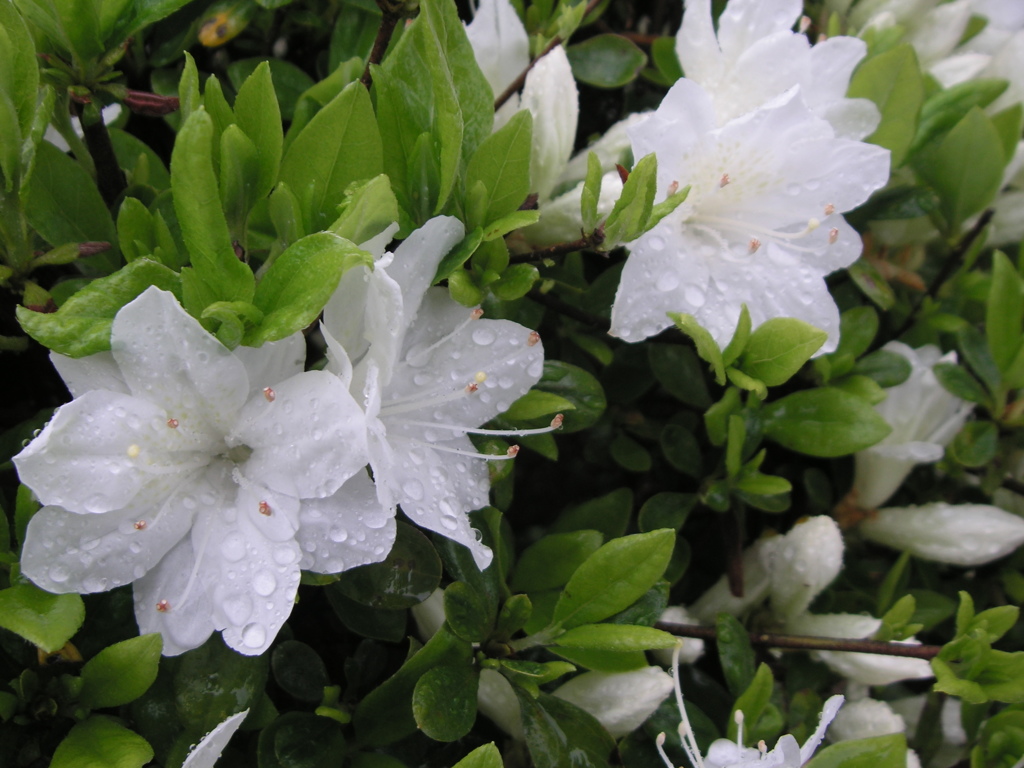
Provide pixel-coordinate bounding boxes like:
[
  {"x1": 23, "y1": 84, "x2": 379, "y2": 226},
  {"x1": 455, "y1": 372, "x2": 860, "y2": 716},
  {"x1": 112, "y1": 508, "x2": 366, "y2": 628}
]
[
  {"x1": 552, "y1": 667, "x2": 674, "y2": 738},
  {"x1": 559, "y1": 112, "x2": 648, "y2": 185},
  {"x1": 14, "y1": 390, "x2": 204, "y2": 514},
  {"x1": 767, "y1": 516, "x2": 844, "y2": 624},
  {"x1": 205, "y1": 487, "x2": 302, "y2": 656},
  {"x1": 800, "y1": 695, "x2": 846, "y2": 763},
  {"x1": 50, "y1": 351, "x2": 127, "y2": 397},
  {"x1": 182, "y1": 709, "x2": 249, "y2": 768},
  {"x1": 386, "y1": 217, "x2": 466, "y2": 335},
  {"x1": 134, "y1": 536, "x2": 217, "y2": 657},
  {"x1": 521, "y1": 46, "x2": 579, "y2": 201},
  {"x1": 477, "y1": 668, "x2": 524, "y2": 739},
  {"x1": 234, "y1": 370, "x2": 368, "y2": 500},
  {"x1": 383, "y1": 433, "x2": 492, "y2": 570},
  {"x1": 466, "y1": 0, "x2": 529, "y2": 98},
  {"x1": 861, "y1": 503, "x2": 1024, "y2": 566},
  {"x1": 21, "y1": 487, "x2": 197, "y2": 594},
  {"x1": 716, "y1": 0, "x2": 802, "y2": 58},
  {"x1": 653, "y1": 607, "x2": 705, "y2": 666},
  {"x1": 829, "y1": 699, "x2": 906, "y2": 743},
  {"x1": 112, "y1": 287, "x2": 249, "y2": 436},
  {"x1": 296, "y1": 470, "x2": 397, "y2": 574},
  {"x1": 233, "y1": 334, "x2": 306, "y2": 397}
]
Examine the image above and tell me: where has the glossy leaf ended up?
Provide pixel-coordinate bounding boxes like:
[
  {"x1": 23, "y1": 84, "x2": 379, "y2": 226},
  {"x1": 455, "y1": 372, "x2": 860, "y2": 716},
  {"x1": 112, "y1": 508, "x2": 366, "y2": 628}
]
[
  {"x1": 80, "y1": 634, "x2": 163, "y2": 709},
  {"x1": 0, "y1": 583, "x2": 85, "y2": 652},
  {"x1": 334, "y1": 521, "x2": 441, "y2": 610},
  {"x1": 762, "y1": 387, "x2": 892, "y2": 457},
  {"x1": 412, "y1": 663, "x2": 479, "y2": 741},
  {"x1": 567, "y1": 34, "x2": 647, "y2": 89},
  {"x1": 50, "y1": 715, "x2": 153, "y2": 768}
]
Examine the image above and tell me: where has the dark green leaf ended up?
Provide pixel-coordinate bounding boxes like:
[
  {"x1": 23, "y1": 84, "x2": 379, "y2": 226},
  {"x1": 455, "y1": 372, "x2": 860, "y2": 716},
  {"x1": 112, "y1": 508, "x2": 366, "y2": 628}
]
[
  {"x1": 511, "y1": 530, "x2": 604, "y2": 593},
  {"x1": 444, "y1": 581, "x2": 491, "y2": 642},
  {"x1": 258, "y1": 712, "x2": 346, "y2": 768},
  {"x1": 933, "y1": 361, "x2": 990, "y2": 404},
  {"x1": 716, "y1": 614, "x2": 756, "y2": 697},
  {"x1": 412, "y1": 663, "x2": 479, "y2": 741},
  {"x1": 551, "y1": 488, "x2": 632, "y2": 540},
  {"x1": 949, "y1": 421, "x2": 997, "y2": 467},
  {"x1": 567, "y1": 34, "x2": 647, "y2": 88},
  {"x1": 334, "y1": 521, "x2": 441, "y2": 609},
  {"x1": 271, "y1": 641, "x2": 329, "y2": 704},
  {"x1": 763, "y1": 387, "x2": 892, "y2": 457}
]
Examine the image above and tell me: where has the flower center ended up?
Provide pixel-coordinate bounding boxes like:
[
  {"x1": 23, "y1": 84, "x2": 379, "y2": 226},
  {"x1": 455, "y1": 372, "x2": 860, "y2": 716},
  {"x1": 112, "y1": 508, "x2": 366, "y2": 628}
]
[{"x1": 224, "y1": 444, "x2": 253, "y2": 464}]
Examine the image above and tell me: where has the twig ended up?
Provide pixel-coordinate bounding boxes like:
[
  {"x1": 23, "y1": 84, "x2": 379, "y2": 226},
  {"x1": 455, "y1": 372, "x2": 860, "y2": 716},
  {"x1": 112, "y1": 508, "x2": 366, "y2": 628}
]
[
  {"x1": 360, "y1": 2, "x2": 404, "y2": 89},
  {"x1": 494, "y1": 0, "x2": 604, "y2": 111},
  {"x1": 508, "y1": 226, "x2": 605, "y2": 264},
  {"x1": 76, "y1": 107, "x2": 126, "y2": 206},
  {"x1": 889, "y1": 210, "x2": 993, "y2": 340},
  {"x1": 656, "y1": 621, "x2": 943, "y2": 659}
]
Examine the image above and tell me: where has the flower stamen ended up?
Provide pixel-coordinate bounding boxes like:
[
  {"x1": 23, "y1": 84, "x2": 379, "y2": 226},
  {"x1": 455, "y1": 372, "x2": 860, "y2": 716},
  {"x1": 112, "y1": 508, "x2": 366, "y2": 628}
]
[
  {"x1": 133, "y1": 520, "x2": 147, "y2": 530},
  {"x1": 527, "y1": 332, "x2": 541, "y2": 347},
  {"x1": 156, "y1": 599, "x2": 170, "y2": 612},
  {"x1": 824, "y1": 203, "x2": 835, "y2": 216},
  {"x1": 126, "y1": 444, "x2": 141, "y2": 459},
  {"x1": 828, "y1": 228, "x2": 839, "y2": 244},
  {"x1": 262, "y1": 387, "x2": 275, "y2": 402},
  {"x1": 748, "y1": 238, "x2": 761, "y2": 254},
  {"x1": 258, "y1": 501, "x2": 272, "y2": 516},
  {"x1": 719, "y1": 173, "x2": 731, "y2": 188},
  {"x1": 167, "y1": 418, "x2": 179, "y2": 428}
]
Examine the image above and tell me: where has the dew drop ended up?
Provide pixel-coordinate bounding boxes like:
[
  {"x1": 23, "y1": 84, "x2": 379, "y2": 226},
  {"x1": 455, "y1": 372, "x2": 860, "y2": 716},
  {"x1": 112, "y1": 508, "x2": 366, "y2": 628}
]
[
  {"x1": 329, "y1": 526, "x2": 349, "y2": 543},
  {"x1": 656, "y1": 272, "x2": 680, "y2": 292},
  {"x1": 402, "y1": 479, "x2": 425, "y2": 500},
  {"x1": 241, "y1": 622, "x2": 266, "y2": 649},
  {"x1": 253, "y1": 570, "x2": 277, "y2": 597},
  {"x1": 48, "y1": 565, "x2": 70, "y2": 583},
  {"x1": 223, "y1": 593, "x2": 253, "y2": 624},
  {"x1": 472, "y1": 328, "x2": 496, "y2": 346},
  {"x1": 220, "y1": 533, "x2": 246, "y2": 562},
  {"x1": 683, "y1": 285, "x2": 706, "y2": 307},
  {"x1": 273, "y1": 545, "x2": 296, "y2": 565},
  {"x1": 648, "y1": 235, "x2": 666, "y2": 251}
]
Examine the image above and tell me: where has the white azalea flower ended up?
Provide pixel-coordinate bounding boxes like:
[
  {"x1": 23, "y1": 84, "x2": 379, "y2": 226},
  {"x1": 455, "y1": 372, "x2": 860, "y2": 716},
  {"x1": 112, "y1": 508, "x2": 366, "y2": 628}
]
[
  {"x1": 323, "y1": 217, "x2": 548, "y2": 569},
  {"x1": 520, "y1": 46, "x2": 579, "y2": 202},
  {"x1": 764, "y1": 516, "x2": 844, "y2": 624},
  {"x1": 784, "y1": 612, "x2": 934, "y2": 685},
  {"x1": 609, "y1": 81, "x2": 890, "y2": 350},
  {"x1": 852, "y1": 342, "x2": 972, "y2": 510},
  {"x1": 16, "y1": 287, "x2": 377, "y2": 656},
  {"x1": 466, "y1": 0, "x2": 530, "y2": 128},
  {"x1": 677, "y1": 0, "x2": 880, "y2": 139},
  {"x1": 860, "y1": 502, "x2": 1024, "y2": 566},
  {"x1": 828, "y1": 698, "x2": 906, "y2": 742},
  {"x1": 553, "y1": 667, "x2": 674, "y2": 738},
  {"x1": 182, "y1": 709, "x2": 249, "y2": 768},
  {"x1": 657, "y1": 644, "x2": 844, "y2": 768}
]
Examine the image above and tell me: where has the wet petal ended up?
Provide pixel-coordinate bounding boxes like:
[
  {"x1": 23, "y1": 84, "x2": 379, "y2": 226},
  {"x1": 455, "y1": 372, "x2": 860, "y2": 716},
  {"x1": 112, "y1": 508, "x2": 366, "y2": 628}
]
[
  {"x1": 111, "y1": 287, "x2": 249, "y2": 436},
  {"x1": 50, "y1": 351, "x2": 127, "y2": 397},
  {"x1": 296, "y1": 470, "x2": 396, "y2": 574},
  {"x1": 234, "y1": 370, "x2": 369, "y2": 499},
  {"x1": 521, "y1": 45, "x2": 578, "y2": 201},
  {"x1": 182, "y1": 709, "x2": 249, "y2": 768},
  {"x1": 466, "y1": 0, "x2": 530, "y2": 97},
  {"x1": 234, "y1": 334, "x2": 306, "y2": 398}
]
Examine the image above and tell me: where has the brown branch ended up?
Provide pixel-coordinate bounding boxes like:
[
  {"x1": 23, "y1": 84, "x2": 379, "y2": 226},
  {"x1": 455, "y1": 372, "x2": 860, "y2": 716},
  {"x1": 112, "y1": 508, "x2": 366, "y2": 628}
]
[
  {"x1": 360, "y1": 2, "x2": 403, "y2": 90},
  {"x1": 656, "y1": 621, "x2": 943, "y2": 659},
  {"x1": 494, "y1": 0, "x2": 604, "y2": 111},
  {"x1": 509, "y1": 226, "x2": 605, "y2": 264},
  {"x1": 78, "y1": 110, "x2": 126, "y2": 206}
]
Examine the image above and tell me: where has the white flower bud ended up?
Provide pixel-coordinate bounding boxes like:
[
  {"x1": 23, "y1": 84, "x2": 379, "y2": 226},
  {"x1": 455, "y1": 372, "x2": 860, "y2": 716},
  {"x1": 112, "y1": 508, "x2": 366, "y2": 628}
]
[
  {"x1": 653, "y1": 606, "x2": 705, "y2": 666},
  {"x1": 852, "y1": 342, "x2": 972, "y2": 509},
  {"x1": 552, "y1": 667, "x2": 673, "y2": 738},
  {"x1": 828, "y1": 699, "x2": 906, "y2": 742},
  {"x1": 784, "y1": 613, "x2": 934, "y2": 686},
  {"x1": 520, "y1": 46, "x2": 579, "y2": 202},
  {"x1": 766, "y1": 517, "x2": 844, "y2": 624},
  {"x1": 477, "y1": 668, "x2": 524, "y2": 739},
  {"x1": 861, "y1": 503, "x2": 1024, "y2": 566},
  {"x1": 690, "y1": 537, "x2": 774, "y2": 623},
  {"x1": 411, "y1": 588, "x2": 446, "y2": 641}
]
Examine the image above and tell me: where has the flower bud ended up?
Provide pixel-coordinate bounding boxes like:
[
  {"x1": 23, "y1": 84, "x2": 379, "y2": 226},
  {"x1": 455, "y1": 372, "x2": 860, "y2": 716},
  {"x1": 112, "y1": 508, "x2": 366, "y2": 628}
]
[
  {"x1": 552, "y1": 667, "x2": 673, "y2": 738},
  {"x1": 829, "y1": 699, "x2": 906, "y2": 742},
  {"x1": 476, "y1": 668, "x2": 524, "y2": 739},
  {"x1": 520, "y1": 46, "x2": 579, "y2": 202},
  {"x1": 766, "y1": 516, "x2": 844, "y2": 624},
  {"x1": 653, "y1": 606, "x2": 705, "y2": 666},
  {"x1": 860, "y1": 503, "x2": 1024, "y2": 566}
]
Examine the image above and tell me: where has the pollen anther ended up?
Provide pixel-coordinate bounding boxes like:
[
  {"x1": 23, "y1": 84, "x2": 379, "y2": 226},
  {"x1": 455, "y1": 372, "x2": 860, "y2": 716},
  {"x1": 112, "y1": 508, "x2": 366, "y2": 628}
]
[
  {"x1": 506, "y1": 445, "x2": 520, "y2": 457},
  {"x1": 470, "y1": 308, "x2": 484, "y2": 320},
  {"x1": 466, "y1": 382, "x2": 479, "y2": 393},
  {"x1": 719, "y1": 173, "x2": 731, "y2": 188},
  {"x1": 668, "y1": 180, "x2": 680, "y2": 195},
  {"x1": 527, "y1": 332, "x2": 540, "y2": 347},
  {"x1": 156, "y1": 599, "x2": 170, "y2": 612},
  {"x1": 262, "y1": 387, "x2": 276, "y2": 402},
  {"x1": 133, "y1": 520, "x2": 147, "y2": 530},
  {"x1": 474, "y1": 371, "x2": 487, "y2": 383},
  {"x1": 748, "y1": 238, "x2": 761, "y2": 254},
  {"x1": 167, "y1": 418, "x2": 179, "y2": 428},
  {"x1": 550, "y1": 414, "x2": 565, "y2": 429},
  {"x1": 824, "y1": 203, "x2": 835, "y2": 216},
  {"x1": 258, "y1": 501, "x2": 272, "y2": 516},
  {"x1": 828, "y1": 227, "x2": 839, "y2": 244}
]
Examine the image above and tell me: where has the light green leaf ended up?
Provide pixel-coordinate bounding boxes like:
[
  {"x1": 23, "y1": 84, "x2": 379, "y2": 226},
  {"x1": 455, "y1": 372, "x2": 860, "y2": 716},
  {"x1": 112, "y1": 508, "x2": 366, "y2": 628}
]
[
  {"x1": 452, "y1": 743, "x2": 503, "y2": 768},
  {"x1": 804, "y1": 734, "x2": 907, "y2": 768},
  {"x1": 987, "y1": 251, "x2": 1024, "y2": 373},
  {"x1": 848, "y1": 44, "x2": 924, "y2": 167},
  {"x1": 465, "y1": 110, "x2": 532, "y2": 229},
  {"x1": 80, "y1": 634, "x2": 162, "y2": 709},
  {"x1": 50, "y1": 716, "x2": 153, "y2": 768},
  {"x1": 738, "y1": 318, "x2": 827, "y2": 386},
  {"x1": 669, "y1": 312, "x2": 726, "y2": 384},
  {"x1": 0, "y1": 583, "x2": 84, "y2": 652},
  {"x1": 603, "y1": 153, "x2": 657, "y2": 246},
  {"x1": 762, "y1": 387, "x2": 892, "y2": 457},
  {"x1": 232, "y1": 60, "x2": 283, "y2": 201},
  {"x1": 553, "y1": 624, "x2": 677, "y2": 652}
]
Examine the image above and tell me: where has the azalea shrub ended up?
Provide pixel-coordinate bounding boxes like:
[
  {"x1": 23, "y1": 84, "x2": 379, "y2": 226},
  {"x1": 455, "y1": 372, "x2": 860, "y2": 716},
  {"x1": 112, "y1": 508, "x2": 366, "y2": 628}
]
[{"x1": 2, "y1": 0, "x2": 1024, "y2": 766}]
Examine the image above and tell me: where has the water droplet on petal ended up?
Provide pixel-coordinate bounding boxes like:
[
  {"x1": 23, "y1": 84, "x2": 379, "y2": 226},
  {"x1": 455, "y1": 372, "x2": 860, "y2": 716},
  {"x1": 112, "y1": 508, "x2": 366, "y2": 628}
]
[
  {"x1": 48, "y1": 565, "x2": 70, "y2": 583},
  {"x1": 241, "y1": 622, "x2": 266, "y2": 649},
  {"x1": 656, "y1": 272, "x2": 680, "y2": 292},
  {"x1": 220, "y1": 533, "x2": 246, "y2": 562},
  {"x1": 472, "y1": 328, "x2": 495, "y2": 346},
  {"x1": 683, "y1": 285, "x2": 706, "y2": 307},
  {"x1": 253, "y1": 570, "x2": 277, "y2": 597}
]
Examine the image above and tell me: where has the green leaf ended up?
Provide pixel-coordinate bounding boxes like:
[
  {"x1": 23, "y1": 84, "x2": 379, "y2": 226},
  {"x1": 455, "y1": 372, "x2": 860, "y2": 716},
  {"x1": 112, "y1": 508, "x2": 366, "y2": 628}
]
[
  {"x1": 374, "y1": 0, "x2": 492, "y2": 222},
  {"x1": 603, "y1": 153, "x2": 657, "y2": 246},
  {"x1": 353, "y1": 626, "x2": 473, "y2": 746},
  {"x1": 738, "y1": 318, "x2": 826, "y2": 386},
  {"x1": 16, "y1": 259, "x2": 181, "y2": 356},
  {"x1": 528, "y1": 361, "x2": 607, "y2": 433},
  {"x1": 501, "y1": 390, "x2": 575, "y2": 422},
  {"x1": 229, "y1": 58, "x2": 315, "y2": 122},
  {"x1": 914, "y1": 108, "x2": 1006, "y2": 230},
  {"x1": 932, "y1": 361, "x2": 990, "y2": 404},
  {"x1": 550, "y1": 488, "x2": 631, "y2": 540},
  {"x1": 80, "y1": 634, "x2": 162, "y2": 709},
  {"x1": 516, "y1": 690, "x2": 615, "y2": 768},
  {"x1": 722, "y1": 304, "x2": 752, "y2": 367},
  {"x1": 0, "y1": 0, "x2": 38, "y2": 144},
  {"x1": 909, "y1": 78, "x2": 1008, "y2": 157},
  {"x1": 218, "y1": 124, "x2": 261, "y2": 238},
  {"x1": 232, "y1": 61, "x2": 283, "y2": 201},
  {"x1": 660, "y1": 424, "x2": 703, "y2": 478},
  {"x1": 552, "y1": 529, "x2": 674, "y2": 630},
  {"x1": 444, "y1": 581, "x2": 491, "y2": 643},
  {"x1": 492, "y1": 263, "x2": 540, "y2": 301},
  {"x1": 648, "y1": 344, "x2": 712, "y2": 408},
  {"x1": 511, "y1": 530, "x2": 604, "y2": 593},
  {"x1": 949, "y1": 421, "x2": 998, "y2": 467},
  {"x1": 957, "y1": 324, "x2": 1002, "y2": 394},
  {"x1": 271, "y1": 640, "x2": 329, "y2": 704},
  {"x1": 171, "y1": 109, "x2": 254, "y2": 306},
  {"x1": 717, "y1": 613, "x2": 756, "y2": 697},
  {"x1": 246, "y1": 232, "x2": 371, "y2": 345},
  {"x1": 669, "y1": 312, "x2": 726, "y2": 384},
  {"x1": 804, "y1": 734, "x2": 907, "y2": 768},
  {"x1": 279, "y1": 82, "x2": 383, "y2": 234},
  {"x1": 986, "y1": 251, "x2": 1024, "y2": 373},
  {"x1": 23, "y1": 142, "x2": 118, "y2": 269},
  {"x1": 610, "y1": 432, "x2": 652, "y2": 472},
  {"x1": 334, "y1": 521, "x2": 441, "y2": 610},
  {"x1": 848, "y1": 258, "x2": 896, "y2": 310},
  {"x1": 762, "y1": 387, "x2": 892, "y2": 457},
  {"x1": 328, "y1": 174, "x2": 400, "y2": 248},
  {"x1": 50, "y1": 715, "x2": 153, "y2": 768},
  {"x1": 566, "y1": 34, "x2": 647, "y2": 88},
  {"x1": 497, "y1": 659, "x2": 576, "y2": 687},
  {"x1": 728, "y1": 663, "x2": 773, "y2": 742},
  {"x1": 465, "y1": 110, "x2": 532, "y2": 228},
  {"x1": 0, "y1": 583, "x2": 84, "y2": 652},
  {"x1": 848, "y1": 44, "x2": 924, "y2": 167},
  {"x1": 851, "y1": 349, "x2": 913, "y2": 388},
  {"x1": 834, "y1": 306, "x2": 879, "y2": 361},
  {"x1": 258, "y1": 711, "x2": 346, "y2": 768},
  {"x1": 452, "y1": 743, "x2": 504, "y2": 768},
  {"x1": 553, "y1": 624, "x2": 677, "y2": 652},
  {"x1": 581, "y1": 152, "x2": 602, "y2": 231},
  {"x1": 638, "y1": 492, "x2": 696, "y2": 533},
  {"x1": 412, "y1": 663, "x2": 479, "y2": 741}
]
